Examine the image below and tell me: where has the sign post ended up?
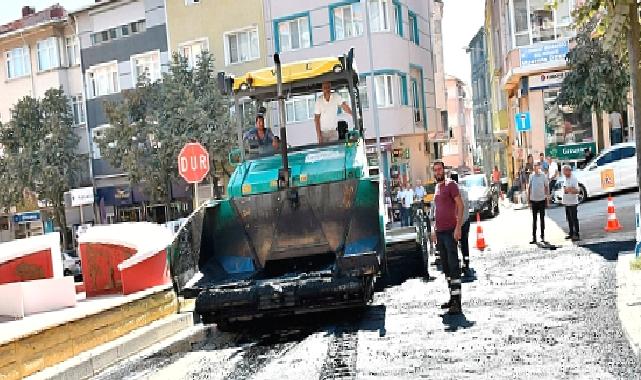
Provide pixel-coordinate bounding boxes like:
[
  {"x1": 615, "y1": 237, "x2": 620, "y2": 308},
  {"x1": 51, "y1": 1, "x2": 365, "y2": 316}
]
[
  {"x1": 178, "y1": 142, "x2": 210, "y2": 209},
  {"x1": 600, "y1": 168, "x2": 615, "y2": 191}
]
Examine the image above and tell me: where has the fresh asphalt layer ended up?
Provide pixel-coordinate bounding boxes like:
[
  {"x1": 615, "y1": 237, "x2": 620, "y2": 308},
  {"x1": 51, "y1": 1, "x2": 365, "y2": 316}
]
[{"x1": 93, "y1": 205, "x2": 641, "y2": 379}]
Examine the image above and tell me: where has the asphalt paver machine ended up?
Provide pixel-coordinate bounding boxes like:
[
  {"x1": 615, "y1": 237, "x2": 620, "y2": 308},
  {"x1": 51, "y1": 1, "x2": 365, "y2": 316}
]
[{"x1": 169, "y1": 50, "x2": 387, "y2": 325}]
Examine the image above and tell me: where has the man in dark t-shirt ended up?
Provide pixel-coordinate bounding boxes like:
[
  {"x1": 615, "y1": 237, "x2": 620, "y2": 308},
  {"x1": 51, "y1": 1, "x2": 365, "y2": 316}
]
[{"x1": 432, "y1": 161, "x2": 465, "y2": 315}]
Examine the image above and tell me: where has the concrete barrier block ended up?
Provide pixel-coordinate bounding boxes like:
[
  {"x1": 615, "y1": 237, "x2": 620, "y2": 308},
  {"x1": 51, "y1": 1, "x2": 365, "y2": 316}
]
[
  {"x1": 0, "y1": 342, "x2": 17, "y2": 367},
  {"x1": 0, "y1": 361, "x2": 21, "y2": 380},
  {"x1": 89, "y1": 345, "x2": 119, "y2": 374}
]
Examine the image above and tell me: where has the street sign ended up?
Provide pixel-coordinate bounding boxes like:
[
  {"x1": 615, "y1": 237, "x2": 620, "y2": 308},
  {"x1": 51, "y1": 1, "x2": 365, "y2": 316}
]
[
  {"x1": 520, "y1": 40, "x2": 569, "y2": 67},
  {"x1": 13, "y1": 211, "x2": 41, "y2": 223},
  {"x1": 178, "y1": 142, "x2": 210, "y2": 184},
  {"x1": 514, "y1": 112, "x2": 531, "y2": 132},
  {"x1": 69, "y1": 187, "x2": 94, "y2": 207},
  {"x1": 600, "y1": 168, "x2": 615, "y2": 190}
]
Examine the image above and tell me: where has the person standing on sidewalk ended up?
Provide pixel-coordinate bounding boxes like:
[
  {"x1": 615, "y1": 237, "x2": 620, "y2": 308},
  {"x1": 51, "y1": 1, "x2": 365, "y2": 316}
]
[
  {"x1": 397, "y1": 183, "x2": 414, "y2": 227},
  {"x1": 432, "y1": 161, "x2": 465, "y2": 315},
  {"x1": 561, "y1": 165, "x2": 581, "y2": 241},
  {"x1": 527, "y1": 162, "x2": 550, "y2": 245},
  {"x1": 450, "y1": 172, "x2": 471, "y2": 275}
]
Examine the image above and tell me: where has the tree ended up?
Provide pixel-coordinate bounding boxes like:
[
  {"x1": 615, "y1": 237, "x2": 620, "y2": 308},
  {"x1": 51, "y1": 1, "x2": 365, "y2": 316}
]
[
  {"x1": 99, "y1": 51, "x2": 235, "y2": 216},
  {"x1": 557, "y1": 22, "x2": 630, "y2": 151},
  {"x1": 574, "y1": 0, "x2": 641, "y2": 207},
  {"x1": 0, "y1": 89, "x2": 84, "y2": 248}
]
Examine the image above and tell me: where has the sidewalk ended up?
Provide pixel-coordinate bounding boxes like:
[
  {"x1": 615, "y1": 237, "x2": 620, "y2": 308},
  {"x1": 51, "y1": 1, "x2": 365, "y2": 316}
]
[{"x1": 617, "y1": 253, "x2": 641, "y2": 359}]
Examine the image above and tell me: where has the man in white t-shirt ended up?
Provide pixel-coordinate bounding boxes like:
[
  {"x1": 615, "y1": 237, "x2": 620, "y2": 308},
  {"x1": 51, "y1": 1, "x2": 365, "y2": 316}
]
[
  {"x1": 547, "y1": 156, "x2": 559, "y2": 190},
  {"x1": 609, "y1": 111, "x2": 623, "y2": 144},
  {"x1": 314, "y1": 81, "x2": 352, "y2": 143},
  {"x1": 561, "y1": 165, "x2": 581, "y2": 241},
  {"x1": 396, "y1": 183, "x2": 414, "y2": 227}
]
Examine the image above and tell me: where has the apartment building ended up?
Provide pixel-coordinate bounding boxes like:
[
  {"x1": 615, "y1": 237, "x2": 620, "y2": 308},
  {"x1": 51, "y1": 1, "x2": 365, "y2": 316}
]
[
  {"x1": 468, "y1": 27, "x2": 496, "y2": 176},
  {"x1": 71, "y1": 0, "x2": 190, "y2": 224},
  {"x1": 165, "y1": 0, "x2": 267, "y2": 76},
  {"x1": 443, "y1": 75, "x2": 473, "y2": 170},
  {"x1": 494, "y1": 0, "x2": 613, "y2": 174},
  {"x1": 258, "y1": 0, "x2": 442, "y2": 188},
  {"x1": 0, "y1": 5, "x2": 92, "y2": 240}
]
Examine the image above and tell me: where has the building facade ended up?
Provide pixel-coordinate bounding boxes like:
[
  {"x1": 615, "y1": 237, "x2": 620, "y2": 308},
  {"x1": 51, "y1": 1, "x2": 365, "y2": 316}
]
[
  {"x1": 443, "y1": 75, "x2": 473, "y2": 170},
  {"x1": 164, "y1": 0, "x2": 267, "y2": 77},
  {"x1": 71, "y1": 0, "x2": 191, "y2": 224},
  {"x1": 468, "y1": 27, "x2": 494, "y2": 176},
  {"x1": 490, "y1": 0, "x2": 616, "y2": 178},
  {"x1": 0, "y1": 5, "x2": 92, "y2": 241},
  {"x1": 261, "y1": 0, "x2": 441, "y2": 190}
]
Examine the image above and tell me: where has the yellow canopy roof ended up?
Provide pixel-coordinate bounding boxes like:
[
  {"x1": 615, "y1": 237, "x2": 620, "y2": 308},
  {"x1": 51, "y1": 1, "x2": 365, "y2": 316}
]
[{"x1": 232, "y1": 57, "x2": 342, "y2": 91}]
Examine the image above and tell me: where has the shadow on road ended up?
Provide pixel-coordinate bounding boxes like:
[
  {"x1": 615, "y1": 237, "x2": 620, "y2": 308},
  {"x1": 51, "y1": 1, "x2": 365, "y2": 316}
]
[
  {"x1": 440, "y1": 312, "x2": 475, "y2": 332},
  {"x1": 580, "y1": 240, "x2": 635, "y2": 261}
]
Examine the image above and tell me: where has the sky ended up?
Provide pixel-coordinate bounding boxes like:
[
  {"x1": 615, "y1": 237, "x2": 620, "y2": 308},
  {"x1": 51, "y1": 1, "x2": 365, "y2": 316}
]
[
  {"x1": 2, "y1": 0, "x2": 487, "y2": 86},
  {"x1": 441, "y1": 0, "x2": 486, "y2": 86}
]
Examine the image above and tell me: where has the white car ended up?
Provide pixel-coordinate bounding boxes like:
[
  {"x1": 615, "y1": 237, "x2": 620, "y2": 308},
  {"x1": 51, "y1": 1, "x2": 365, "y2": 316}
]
[
  {"x1": 553, "y1": 142, "x2": 638, "y2": 203},
  {"x1": 61, "y1": 251, "x2": 82, "y2": 276}
]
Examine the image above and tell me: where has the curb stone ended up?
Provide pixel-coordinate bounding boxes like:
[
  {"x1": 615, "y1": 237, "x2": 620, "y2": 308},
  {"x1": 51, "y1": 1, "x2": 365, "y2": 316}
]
[
  {"x1": 617, "y1": 253, "x2": 641, "y2": 360},
  {"x1": 26, "y1": 312, "x2": 194, "y2": 380}
]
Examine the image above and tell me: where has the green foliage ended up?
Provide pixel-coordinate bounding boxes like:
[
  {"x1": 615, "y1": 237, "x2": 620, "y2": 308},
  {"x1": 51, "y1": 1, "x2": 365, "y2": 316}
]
[
  {"x1": 573, "y1": 0, "x2": 636, "y2": 57},
  {"x1": 558, "y1": 22, "x2": 629, "y2": 115},
  {"x1": 0, "y1": 88, "x2": 85, "y2": 246},
  {"x1": 99, "y1": 51, "x2": 235, "y2": 205}
]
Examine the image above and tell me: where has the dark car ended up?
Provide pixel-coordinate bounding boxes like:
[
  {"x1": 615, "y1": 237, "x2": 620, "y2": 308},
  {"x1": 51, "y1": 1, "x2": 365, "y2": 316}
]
[{"x1": 461, "y1": 174, "x2": 500, "y2": 218}]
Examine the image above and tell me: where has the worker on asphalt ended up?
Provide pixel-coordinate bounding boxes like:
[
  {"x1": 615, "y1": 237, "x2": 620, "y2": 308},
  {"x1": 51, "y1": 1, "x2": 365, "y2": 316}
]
[
  {"x1": 432, "y1": 161, "x2": 465, "y2": 315},
  {"x1": 314, "y1": 81, "x2": 352, "y2": 144},
  {"x1": 561, "y1": 164, "x2": 581, "y2": 241},
  {"x1": 397, "y1": 182, "x2": 414, "y2": 227},
  {"x1": 243, "y1": 114, "x2": 278, "y2": 155},
  {"x1": 449, "y1": 172, "x2": 471, "y2": 276},
  {"x1": 527, "y1": 161, "x2": 550, "y2": 245}
]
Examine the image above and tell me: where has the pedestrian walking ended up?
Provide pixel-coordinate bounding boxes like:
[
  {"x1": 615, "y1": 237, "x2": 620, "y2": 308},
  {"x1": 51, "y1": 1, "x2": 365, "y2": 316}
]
[
  {"x1": 397, "y1": 183, "x2": 414, "y2": 227},
  {"x1": 561, "y1": 165, "x2": 581, "y2": 241},
  {"x1": 609, "y1": 111, "x2": 623, "y2": 145},
  {"x1": 492, "y1": 166, "x2": 501, "y2": 185},
  {"x1": 527, "y1": 162, "x2": 550, "y2": 245},
  {"x1": 449, "y1": 172, "x2": 471, "y2": 275},
  {"x1": 539, "y1": 153, "x2": 549, "y2": 174},
  {"x1": 414, "y1": 180, "x2": 426, "y2": 208},
  {"x1": 431, "y1": 161, "x2": 465, "y2": 315}
]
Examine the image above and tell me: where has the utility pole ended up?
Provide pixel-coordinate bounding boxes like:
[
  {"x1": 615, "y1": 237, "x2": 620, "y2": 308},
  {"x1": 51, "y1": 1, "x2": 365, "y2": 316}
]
[
  {"x1": 364, "y1": 0, "x2": 383, "y2": 180},
  {"x1": 627, "y1": 2, "x2": 641, "y2": 208}
]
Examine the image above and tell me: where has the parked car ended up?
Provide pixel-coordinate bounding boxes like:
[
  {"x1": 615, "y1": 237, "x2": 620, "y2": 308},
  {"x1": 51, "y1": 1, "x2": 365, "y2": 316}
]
[
  {"x1": 61, "y1": 250, "x2": 81, "y2": 277},
  {"x1": 460, "y1": 174, "x2": 500, "y2": 218},
  {"x1": 553, "y1": 142, "x2": 637, "y2": 204}
]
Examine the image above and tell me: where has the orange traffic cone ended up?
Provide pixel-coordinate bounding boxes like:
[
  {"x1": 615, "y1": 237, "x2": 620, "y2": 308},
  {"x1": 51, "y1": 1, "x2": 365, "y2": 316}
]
[
  {"x1": 474, "y1": 212, "x2": 487, "y2": 250},
  {"x1": 604, "y1": 196, "x2": 622, "y2": 232}
]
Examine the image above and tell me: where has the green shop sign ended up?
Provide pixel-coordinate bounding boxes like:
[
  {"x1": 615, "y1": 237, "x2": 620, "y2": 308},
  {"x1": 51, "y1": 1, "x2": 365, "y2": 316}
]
[{"x1": 546, "y1": 142, "x2": 597, "y2": 160}]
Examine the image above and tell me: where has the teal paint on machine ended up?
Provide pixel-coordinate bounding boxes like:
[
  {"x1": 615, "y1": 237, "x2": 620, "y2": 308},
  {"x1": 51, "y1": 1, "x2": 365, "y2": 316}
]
[{"x1": 227, "y1": 141, "x2": 369, "y2": 198}]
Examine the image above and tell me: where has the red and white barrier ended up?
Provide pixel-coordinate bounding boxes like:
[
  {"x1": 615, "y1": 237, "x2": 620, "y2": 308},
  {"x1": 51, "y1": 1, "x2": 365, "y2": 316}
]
[
  {"x1": 0, "y1": 233, "x2": 62, "y2": 285},
  {"x1": 78, "y1": 223, "x2": 173, "y2": 296},
  {"x1": 0, "y1": 277, "x2": 76, "y2": 319}
]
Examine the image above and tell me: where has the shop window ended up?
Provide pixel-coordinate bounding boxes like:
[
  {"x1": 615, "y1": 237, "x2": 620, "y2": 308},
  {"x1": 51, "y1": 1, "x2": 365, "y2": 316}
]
[{"x1": 543, "y1": 88, "x2": 593, "y2": 155}]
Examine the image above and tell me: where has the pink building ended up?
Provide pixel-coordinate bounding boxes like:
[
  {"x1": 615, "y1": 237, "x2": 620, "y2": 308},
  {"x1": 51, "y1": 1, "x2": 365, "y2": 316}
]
[{"x1": 443, "y1": 75, "x2": 473, "y2": 170}]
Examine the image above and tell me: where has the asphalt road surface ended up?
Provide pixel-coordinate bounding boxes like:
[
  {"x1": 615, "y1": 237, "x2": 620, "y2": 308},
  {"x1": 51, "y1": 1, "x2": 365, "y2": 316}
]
[{"x1": 95, "y1": 227, "x2": 641, "y2": 380}]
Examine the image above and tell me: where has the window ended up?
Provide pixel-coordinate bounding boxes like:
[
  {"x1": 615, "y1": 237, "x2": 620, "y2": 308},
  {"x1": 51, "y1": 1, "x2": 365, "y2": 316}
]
[
  {"x1": 37, "y1": 37, "x2": 60, "y2": 71},
  {"x1": 180, "y1": 39, "x2": 207, "y2": 68},
  {"x1": 408, "y1": 11, "x2": 419, "y2": 44},
  {"x1": 87, "y1": 62, "x2": 119, "y2": 98},
  {"x1": 332, "y1": 3, "x2": 363, "y2": 41},
  {"x1": 411, "y1": 78, "x2": 421, "y2": 122},
  {"x1": 399, "y1": 73, "x2": 408, "y2": 105},
  {"x1": 70, "y1": 95, "x2": 85, "y2": 125},
  {"x1": 90, "y1": 20, "x2": 145, "y2": 46},
  {"x1": 358, "y1": 80, "x2": 369, "y2": 109},
  {"x1": 510, "y1": 0, "x2": 575, "y2": 47},
  {"x1": 393, "y1": 1, "x2": 403, "y2": 36},
  {"x1": 131, "y1": 51, "x2": 161, "y2": 84},
  {"x1": 65, "y1": 36, "x2": 80, "y2": 66},
  {"x1": 5, "y1": 47, "x2": 30, "y2": 79},
  {"x1": 225, "y1": 27, "x2": 260, "y2": 64},
  {"x1": 369, "y1": 0, "x2": 389, "y2": 32},
  {"x1": 91, "y1": 126, "x2": 111, "y2": 159},
  {"x1": 285, "y1": 95, "x2": 316, "y2": 123},
  {"x1": 277, "y1": 16, "x2": 311, "y2": 52},
  {"x1": 374, "y1": 75, "x2": 394, "y2": 107}
]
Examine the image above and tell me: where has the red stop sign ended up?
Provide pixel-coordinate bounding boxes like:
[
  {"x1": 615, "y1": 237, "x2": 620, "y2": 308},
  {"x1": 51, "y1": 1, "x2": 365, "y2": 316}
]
[{"x1": 178, "y1": 142, "x2": 210, "y2": 184}]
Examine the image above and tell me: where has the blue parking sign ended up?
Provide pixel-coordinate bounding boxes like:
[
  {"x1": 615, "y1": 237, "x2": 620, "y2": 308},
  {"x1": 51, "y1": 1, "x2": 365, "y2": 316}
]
[{"x1": 515, "y1": 112, "x2": 531, "y2": 132}]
